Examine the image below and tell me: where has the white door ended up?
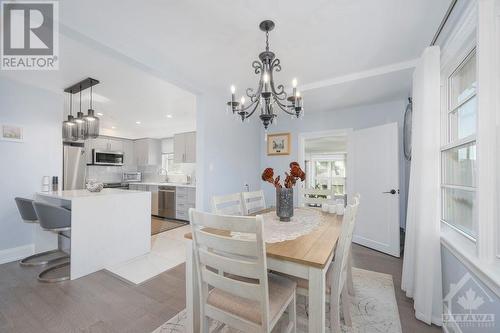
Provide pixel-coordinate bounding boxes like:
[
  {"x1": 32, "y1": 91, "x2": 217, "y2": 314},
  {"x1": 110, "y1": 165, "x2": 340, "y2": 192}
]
[{"x1": 349, "y1": 122, "x2": 400, "y2": 257}]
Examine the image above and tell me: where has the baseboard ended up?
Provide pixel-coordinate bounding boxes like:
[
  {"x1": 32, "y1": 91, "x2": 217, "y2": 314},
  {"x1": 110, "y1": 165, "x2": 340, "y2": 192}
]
[{"x1": 0, "y1": 244, "x2": 34, "y2": 265}]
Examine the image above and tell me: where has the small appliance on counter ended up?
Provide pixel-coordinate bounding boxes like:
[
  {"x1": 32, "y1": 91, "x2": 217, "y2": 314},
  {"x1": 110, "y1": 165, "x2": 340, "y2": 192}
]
[{"x1": 123, "y1": 172, "x2": 142, "y2": 183}]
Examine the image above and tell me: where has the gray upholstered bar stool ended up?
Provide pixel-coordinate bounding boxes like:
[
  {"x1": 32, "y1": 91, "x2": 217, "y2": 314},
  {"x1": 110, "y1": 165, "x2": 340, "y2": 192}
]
[
  {"x1": 32, "y1": 201, "x2": 72, "y2": 283},
  {"x1": 15, "y1": 197, "x2": 69, "y2": 266}
]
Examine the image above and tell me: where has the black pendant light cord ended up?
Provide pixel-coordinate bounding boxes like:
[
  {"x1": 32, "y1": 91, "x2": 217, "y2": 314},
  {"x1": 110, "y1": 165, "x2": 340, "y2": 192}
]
[
  {"x1": 90, "y1": 80, "x2": 93, "y2": 109},
  {"x1": 79, "y1": 86, "x2": 82, "y2": 114},
  {"x1": 69, "y1": 90, "x2": 73, "y2": 116}
]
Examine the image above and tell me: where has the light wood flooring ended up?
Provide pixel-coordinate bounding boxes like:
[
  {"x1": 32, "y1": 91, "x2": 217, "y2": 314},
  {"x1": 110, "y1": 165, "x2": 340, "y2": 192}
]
[{"x1": 0, "y1": 243, "x2": 441, "y2": 333}]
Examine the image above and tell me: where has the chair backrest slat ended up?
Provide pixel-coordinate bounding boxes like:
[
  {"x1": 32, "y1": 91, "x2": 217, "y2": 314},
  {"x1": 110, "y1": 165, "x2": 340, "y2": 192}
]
[
  {"x1": 190, "y1": 208, "x2": 270, "y2": 331},
  {"x1": 196, "y1": 230, "x2": 258, "y2": 257},
  {"x1": 212, "y1": 193, "x2": 244, "y2": 216},
  {"x1": 242, "y1": 190, "x2": 266, "y2": 215},
  {"x1": 199, "y1": 248, "x2": 261, "y2": 279},
  {"x1": 192, "y1": 210, "x2": 257, "y2": 233},
  {"x1": 202, "y1": 267, "x2": 262, "y2": 301}
]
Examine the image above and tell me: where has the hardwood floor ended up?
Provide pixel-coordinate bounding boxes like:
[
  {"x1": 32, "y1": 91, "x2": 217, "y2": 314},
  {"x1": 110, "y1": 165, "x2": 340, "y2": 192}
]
[{"x1": 0, "y1": 243, "x2": 441, "y2": 332}]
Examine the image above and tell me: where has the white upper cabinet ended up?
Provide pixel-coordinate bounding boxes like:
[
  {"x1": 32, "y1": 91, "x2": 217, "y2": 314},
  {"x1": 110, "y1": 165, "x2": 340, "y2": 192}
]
[
  {"x1": 134, "y1": 138, "x2": 161, "y2": 166},
  {"x1": 174, "y1": 131, "x2": 196, "y2": 163}
]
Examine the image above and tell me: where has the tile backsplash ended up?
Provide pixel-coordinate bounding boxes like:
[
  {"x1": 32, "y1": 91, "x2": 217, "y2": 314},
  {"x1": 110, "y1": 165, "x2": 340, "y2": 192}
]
[{"x1": 86, "y1": 166, "x2": 124, "y2": 183}]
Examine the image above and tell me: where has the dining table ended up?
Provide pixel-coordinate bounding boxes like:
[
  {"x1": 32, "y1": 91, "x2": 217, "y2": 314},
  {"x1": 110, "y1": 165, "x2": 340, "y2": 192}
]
[{"x1": 184, "y1": 208, "x2": 343, "y2": 333}]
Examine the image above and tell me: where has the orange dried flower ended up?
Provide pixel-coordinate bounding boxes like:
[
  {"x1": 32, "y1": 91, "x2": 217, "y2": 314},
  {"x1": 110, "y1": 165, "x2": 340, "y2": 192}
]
[{"x1": 261, "y1": 168, "x2": 274, "y2": 182}]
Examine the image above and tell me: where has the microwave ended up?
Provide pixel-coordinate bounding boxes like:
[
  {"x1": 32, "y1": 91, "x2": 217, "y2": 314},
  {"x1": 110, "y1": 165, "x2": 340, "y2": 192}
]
[
  {"x1": 123, "y1": 172, "x2": 142, "y2": 182},
  {"x1": 92, "y1": 149, "x2": 124, "y2": 166}
]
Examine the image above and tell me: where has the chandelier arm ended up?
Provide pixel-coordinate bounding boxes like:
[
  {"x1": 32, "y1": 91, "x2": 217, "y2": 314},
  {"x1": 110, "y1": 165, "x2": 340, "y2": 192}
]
[
  {"x1": 273, "y1": 96, "x2": 296, "y2": 116},
  {"x1": 246, "y1": 77, "x2": 264, "y2": 102},
  {"x1": 241, "y1": 98, "x2": 259, "y2": 112},
  {"x1": 244, "y1": 99, "x2": 261, "y2": 119}
]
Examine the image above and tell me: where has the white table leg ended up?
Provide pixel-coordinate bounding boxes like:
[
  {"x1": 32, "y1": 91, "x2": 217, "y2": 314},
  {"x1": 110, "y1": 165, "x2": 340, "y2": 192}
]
[
  {"x1": 185, "y1": 239, "x2": 200, "y2": 333},
  {"x1": 308, "y1": 266, "x2": 326, "y2": 333}
]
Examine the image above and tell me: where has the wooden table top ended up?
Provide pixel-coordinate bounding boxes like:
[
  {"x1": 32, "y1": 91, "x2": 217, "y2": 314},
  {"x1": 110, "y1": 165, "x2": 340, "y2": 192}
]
[{"x1": 184, "y1": 208, "x2": 343, "y2": 269}]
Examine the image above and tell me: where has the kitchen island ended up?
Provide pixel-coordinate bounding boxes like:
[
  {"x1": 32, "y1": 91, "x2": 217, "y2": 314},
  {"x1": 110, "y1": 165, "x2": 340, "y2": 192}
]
[{"x1": 35, "y1": 189, "x2": 151, "y2": 280}]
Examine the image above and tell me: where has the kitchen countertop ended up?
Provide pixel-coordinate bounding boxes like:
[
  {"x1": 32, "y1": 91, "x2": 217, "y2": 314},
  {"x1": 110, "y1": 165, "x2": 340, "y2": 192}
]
[
  {"x1": 37, "y1": 188, "x2": 147, "y2": 200},
  {"x1": 131, "y1": 182, "x2": 196, "y2": 188}
]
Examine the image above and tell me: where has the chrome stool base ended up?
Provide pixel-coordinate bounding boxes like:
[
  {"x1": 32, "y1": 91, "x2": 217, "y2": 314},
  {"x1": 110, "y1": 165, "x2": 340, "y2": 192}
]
[
  {"x1": 37, "y1": 261, "x2": 70, "y2": 283},
  {"x1": 20, "y1": 249, "x2": 69, "y2": 267}
]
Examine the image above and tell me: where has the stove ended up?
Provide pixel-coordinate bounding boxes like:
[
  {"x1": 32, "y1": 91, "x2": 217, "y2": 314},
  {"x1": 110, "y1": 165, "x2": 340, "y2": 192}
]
[{"x1": 103, "y1": 182, "x2": 129, "y2": 190}]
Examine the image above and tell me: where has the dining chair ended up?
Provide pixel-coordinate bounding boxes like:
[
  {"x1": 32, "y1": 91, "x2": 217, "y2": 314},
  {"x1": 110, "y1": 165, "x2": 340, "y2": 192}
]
[
  {"x1": 189, "y1": 209, "x2": 297, "y2": 333},
  {"x1": 277, "y1": 195, "x2": 360, "y2": 331},
  {"x1": 212, "y1": 193, "x2": 244, "y2": 215},
  {"x1": 241, "y1": 190, "x2": 266, "y2": 215}
]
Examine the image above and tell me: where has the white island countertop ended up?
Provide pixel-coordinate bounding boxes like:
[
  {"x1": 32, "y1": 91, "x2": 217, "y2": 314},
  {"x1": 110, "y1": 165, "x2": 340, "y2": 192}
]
[
  {"x1": 131, "y1": 182, "x2": 196, "y2": 188},
  {"x1": 37, "y1": 188, "x2": 146, "y2": 200}
]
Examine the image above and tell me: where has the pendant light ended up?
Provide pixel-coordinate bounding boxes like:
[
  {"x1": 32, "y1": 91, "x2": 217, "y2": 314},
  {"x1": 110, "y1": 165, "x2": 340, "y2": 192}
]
[
  {"x1": 62, "y1": 91, "x2": 77, "y2": 141},
  {"x1": 74, "y1": 85, "x2": 86, "y2": 140},
  {"x1": 83, "y1": 79, "x2": 100, "y2": 138}
]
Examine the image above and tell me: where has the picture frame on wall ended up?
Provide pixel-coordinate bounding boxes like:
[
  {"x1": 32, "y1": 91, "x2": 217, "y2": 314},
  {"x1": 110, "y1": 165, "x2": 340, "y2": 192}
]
[
  {"x1": 0, "y1": 124, "x2": 24, "y2": 142},
  {"x1": 267, "y1": 132, "x2": 291, "y2": 155}
]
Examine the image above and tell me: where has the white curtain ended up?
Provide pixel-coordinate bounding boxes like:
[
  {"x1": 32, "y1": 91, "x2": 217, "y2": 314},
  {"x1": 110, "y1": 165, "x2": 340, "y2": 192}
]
[{"x1": 401, "y1": 46, "x2": 443, "y2": 326}]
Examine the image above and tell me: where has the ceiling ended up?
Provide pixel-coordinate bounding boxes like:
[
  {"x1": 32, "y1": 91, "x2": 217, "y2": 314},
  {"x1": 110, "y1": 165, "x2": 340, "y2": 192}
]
[
  {"x1": 0, "y1": 34, "x2": 197, "y2": 139},
  {"x1": 56, "y1": 0, "x2": 450, "y2": 111}
]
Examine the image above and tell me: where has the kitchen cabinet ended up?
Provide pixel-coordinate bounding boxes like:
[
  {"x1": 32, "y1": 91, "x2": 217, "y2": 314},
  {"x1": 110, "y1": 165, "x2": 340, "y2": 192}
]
[
  {"x1": 174, "y1": 131, "x2": 196, "y2": 163},
  {"x1": 176, "y1": 187, "x2": 196, "y2": 221},
  {"x1": 122, "y1": 140, "x2": 135, "y2": 170},
  {"x1": 134, "y1": 138, "x2": 161, "y2": 166}
]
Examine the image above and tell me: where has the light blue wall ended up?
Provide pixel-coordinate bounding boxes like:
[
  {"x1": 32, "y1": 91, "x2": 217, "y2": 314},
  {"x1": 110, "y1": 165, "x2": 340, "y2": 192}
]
[
  {"x1": 196, "y1": 92, "x2": 261, "y2": 211},
  {"x1": 0, "y1": 77, "x2": 63, "y2": 251},
  {"x1": 441, "y1": 245, "x2": 500, "y2": 333},
  {"x1": 259, "y1": 99, "x2": 410, "y2": 228}
]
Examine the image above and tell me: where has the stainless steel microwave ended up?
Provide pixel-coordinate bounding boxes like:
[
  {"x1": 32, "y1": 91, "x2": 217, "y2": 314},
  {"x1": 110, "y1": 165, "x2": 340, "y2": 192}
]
[{"x1": 92, "y1": 149, "x2": 124, "y2": 166}]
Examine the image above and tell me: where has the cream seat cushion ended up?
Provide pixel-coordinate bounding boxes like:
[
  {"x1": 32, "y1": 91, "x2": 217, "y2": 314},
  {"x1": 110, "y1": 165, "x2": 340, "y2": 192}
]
[{"x1": 207, "y1": 273, "x2": 296, "y2": 325}]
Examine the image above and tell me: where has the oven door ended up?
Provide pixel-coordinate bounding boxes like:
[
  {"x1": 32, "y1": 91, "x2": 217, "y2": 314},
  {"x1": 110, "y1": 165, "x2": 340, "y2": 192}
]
[{"x1": 93, "y1": 150, "x2": 124, "y2": 166}]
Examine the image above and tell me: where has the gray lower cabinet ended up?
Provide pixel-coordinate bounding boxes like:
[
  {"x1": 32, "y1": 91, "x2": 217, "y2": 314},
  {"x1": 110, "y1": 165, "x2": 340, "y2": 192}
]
[{"x1": 176, "y1": 187, "x2": 195, "y2": 221}]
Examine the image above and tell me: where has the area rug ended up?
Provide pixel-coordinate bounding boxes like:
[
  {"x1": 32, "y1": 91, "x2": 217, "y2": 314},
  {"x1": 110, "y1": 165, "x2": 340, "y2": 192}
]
[{"x1": 152, "y1": 268, "x2": 402, "y2": 333}]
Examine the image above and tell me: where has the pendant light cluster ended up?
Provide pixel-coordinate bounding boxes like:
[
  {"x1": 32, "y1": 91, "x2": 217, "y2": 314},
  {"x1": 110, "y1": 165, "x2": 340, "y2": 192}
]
[{"x1": 62, "y1": 78, "x2": 100, "y2": 141}]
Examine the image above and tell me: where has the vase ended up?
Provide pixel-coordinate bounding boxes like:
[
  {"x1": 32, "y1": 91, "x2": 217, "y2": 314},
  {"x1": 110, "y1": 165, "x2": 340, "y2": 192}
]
[{"x1": 276, "y1": 187, "x2": 293, "y2": 222}]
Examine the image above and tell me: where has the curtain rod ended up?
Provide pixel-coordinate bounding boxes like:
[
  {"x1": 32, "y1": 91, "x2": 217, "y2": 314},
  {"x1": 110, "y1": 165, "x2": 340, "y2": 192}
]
[{"x1": 430, "y1": 0, "x2": 458, "y2": 46}]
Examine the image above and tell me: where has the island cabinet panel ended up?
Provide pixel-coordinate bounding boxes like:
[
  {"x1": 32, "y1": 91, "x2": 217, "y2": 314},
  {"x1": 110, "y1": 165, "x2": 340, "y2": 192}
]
[{"x1": 35, "y1": 189, "x2": 151, "y2": 280}]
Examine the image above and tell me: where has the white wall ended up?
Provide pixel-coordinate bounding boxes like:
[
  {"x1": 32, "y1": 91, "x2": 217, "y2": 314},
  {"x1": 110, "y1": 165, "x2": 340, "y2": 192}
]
[
  {"x1": 260, "y1": 99, "x2": 410, "y2": 228},
  {"x1": 0, "y1": 77, "x2": 63, "y2": 252},
  {"x1": 196, "y1": 92, "x2": 261, "y2": 211}
]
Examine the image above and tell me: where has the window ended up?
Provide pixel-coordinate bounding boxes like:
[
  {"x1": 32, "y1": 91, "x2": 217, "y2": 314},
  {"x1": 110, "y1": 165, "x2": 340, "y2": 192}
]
[
  {"x1": 161, "y1": 153, "x2": 174, "y2": 173},
  {"x1": 441, "y1": 49, "x2": 477, "y2": 239},
  {"x1": 309, "y1": 155, "x2": 346, "y2": 195}
]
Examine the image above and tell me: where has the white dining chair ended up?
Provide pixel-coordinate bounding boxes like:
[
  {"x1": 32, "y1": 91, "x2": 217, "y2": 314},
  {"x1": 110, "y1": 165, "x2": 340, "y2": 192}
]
[
  {"x1": 212, "y1": 193, "x2": 244, "y2": 216},
  {"x1": 277, "y1": 195, "x2": 360, "y2": 331},
  {"x1": 242, "y1": 190, "x2": 266, "y2": 215},
  {"x1": 189, "y1": 209, "x2": 297, "y2": 333}
]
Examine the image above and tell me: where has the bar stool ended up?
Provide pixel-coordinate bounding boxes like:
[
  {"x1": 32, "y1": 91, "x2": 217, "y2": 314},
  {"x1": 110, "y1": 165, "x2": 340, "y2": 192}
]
[
  {"x1": 14, "y1": 197, "x2": 69, "y2": 266},
  {"x1": 32, "y1": 201, "x2": 71, "y2": 283}
]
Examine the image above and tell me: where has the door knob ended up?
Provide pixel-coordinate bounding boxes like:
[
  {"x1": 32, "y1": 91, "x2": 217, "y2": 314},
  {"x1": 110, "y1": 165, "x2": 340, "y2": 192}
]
[{"x1": 383, "y1": 189, "x2": 398, "y2": 194}]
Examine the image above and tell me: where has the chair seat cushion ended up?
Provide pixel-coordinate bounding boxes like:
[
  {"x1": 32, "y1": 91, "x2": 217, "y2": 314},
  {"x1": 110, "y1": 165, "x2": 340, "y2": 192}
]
[{"x1": 206, "y1": 273, "x2": 296, "y2": 325}]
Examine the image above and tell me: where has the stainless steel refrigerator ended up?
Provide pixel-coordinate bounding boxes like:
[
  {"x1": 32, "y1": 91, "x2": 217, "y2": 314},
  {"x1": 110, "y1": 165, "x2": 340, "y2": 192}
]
[{"x1": 63, "y1": 143, "x2": 86, "y2": 190}]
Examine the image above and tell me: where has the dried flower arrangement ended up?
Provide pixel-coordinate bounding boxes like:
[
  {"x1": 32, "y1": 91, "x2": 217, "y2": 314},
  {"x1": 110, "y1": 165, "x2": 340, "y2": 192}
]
[{"x1": 261, "y1": 162, "x2": 306, "y2": 189}]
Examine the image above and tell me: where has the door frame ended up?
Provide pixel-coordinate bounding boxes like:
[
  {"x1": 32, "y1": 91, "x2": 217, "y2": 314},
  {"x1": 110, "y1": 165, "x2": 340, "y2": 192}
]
[{"x1": 297, "y1": 129, "x2": 353, "y2": 207}]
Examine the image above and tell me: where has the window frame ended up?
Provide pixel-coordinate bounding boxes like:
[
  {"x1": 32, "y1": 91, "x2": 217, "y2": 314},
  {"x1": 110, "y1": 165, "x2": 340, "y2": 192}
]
[{"x1": 440, "y1": 47, "x2": 478, "y2": 241}]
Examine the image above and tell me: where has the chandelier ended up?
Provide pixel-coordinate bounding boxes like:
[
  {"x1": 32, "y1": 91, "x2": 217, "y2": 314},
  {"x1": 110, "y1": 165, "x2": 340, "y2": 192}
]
[{"x1": 227, "y1": 20, "x2": 303, "y2": 129}]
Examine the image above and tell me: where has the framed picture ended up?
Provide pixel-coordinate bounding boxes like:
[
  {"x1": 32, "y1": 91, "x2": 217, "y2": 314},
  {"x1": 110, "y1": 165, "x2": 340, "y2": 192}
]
[
  {"x1": 0, "y1": 124, "x2": 24, "y2": 142},
  {"x1": 267, "y1": 132, "x2": 291, "y2": 155}
]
